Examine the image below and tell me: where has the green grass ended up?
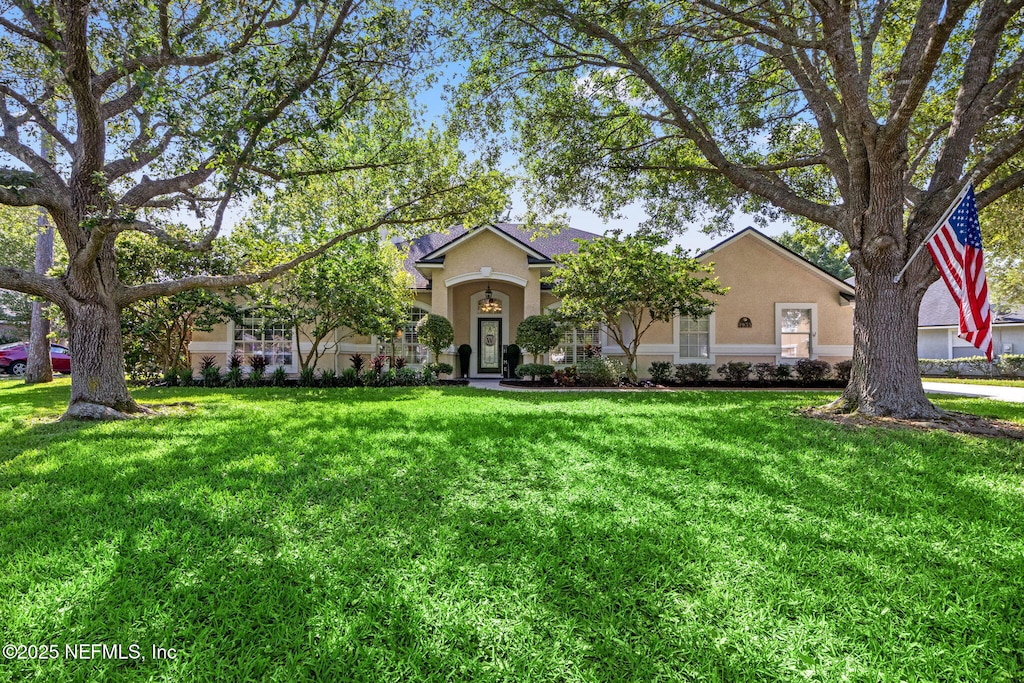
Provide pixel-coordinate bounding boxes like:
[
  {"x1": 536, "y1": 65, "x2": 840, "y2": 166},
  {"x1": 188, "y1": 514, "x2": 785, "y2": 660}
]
[
  {"x1": 924, "y1": 376, "x2": 1024, "y2": 388},
  {"x1": 1, "y1": 380, "x2": 1023, "y2": 682}
]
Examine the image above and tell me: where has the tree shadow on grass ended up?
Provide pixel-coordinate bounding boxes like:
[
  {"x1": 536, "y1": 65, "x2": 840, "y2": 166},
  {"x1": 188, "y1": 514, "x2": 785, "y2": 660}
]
[{"x1": 1, "y1": 388, "x2": 1022, "y2": 680}]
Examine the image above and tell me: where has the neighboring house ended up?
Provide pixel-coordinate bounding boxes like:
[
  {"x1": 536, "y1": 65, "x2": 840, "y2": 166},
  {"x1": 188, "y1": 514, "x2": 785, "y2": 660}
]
[
  {"x1": 917, "y1": 279, "x2": 1024, "y2": 359},
  {"x1": 189, "y1": 224, "x2": 855, "y2": 378}
]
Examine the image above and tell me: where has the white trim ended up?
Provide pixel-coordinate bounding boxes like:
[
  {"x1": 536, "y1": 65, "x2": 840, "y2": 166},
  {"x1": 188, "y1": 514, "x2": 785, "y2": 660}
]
[
  {"x1": 948, "y1": 328, "x2": 954, "y2": 359},
  {"x1": 444, "y1": 270, "x2": 528, "y2": 288},
  {"x1": 189, "y1": 341, "x2": 231, "y2": 353},
  {"x1": 469, "y1": 288, "x2": 510, "y2": 377},
  {"x1": 673, "y1": 312, "x2": 716, "y2": 364},
  {"x1": 816, "y1": 344, "x2": 853, "y2": 356},
  {"x1": 775, "y1": 302, "x2": 818, "y2": 363},
  {"x1": 420, "y1": 224, "x2": 549, "y2": 261}
]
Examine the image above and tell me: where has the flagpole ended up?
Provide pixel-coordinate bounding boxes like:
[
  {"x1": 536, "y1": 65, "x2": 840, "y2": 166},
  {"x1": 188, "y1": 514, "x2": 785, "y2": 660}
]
[{"x1": 892, "y1": 180, "x2": 975, "y2": 284}]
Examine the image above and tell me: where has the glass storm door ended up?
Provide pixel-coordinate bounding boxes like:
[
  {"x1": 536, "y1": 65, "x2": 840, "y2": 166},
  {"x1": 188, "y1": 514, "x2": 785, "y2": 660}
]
[{"x1": 478, "y1": 318, "x2": 502, "y2": 373}]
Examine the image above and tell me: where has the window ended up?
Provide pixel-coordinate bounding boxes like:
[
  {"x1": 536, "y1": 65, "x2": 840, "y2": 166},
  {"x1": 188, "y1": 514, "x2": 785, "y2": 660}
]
[
  {"x1": 391, "y1": 307, "x2": 429, "y2": 365},
  {"x1": 551, "y1": 326, "x2": 601, "y2": 365},
  {"x1": 234, "y1": 313, "x2": 294, "y2": 368},
  {"x1": 780, "y1": 308, "x2": 812, "y2": 358},
  {"x1": 679, "y1": 316, "x2": 710, "y2": 358}
]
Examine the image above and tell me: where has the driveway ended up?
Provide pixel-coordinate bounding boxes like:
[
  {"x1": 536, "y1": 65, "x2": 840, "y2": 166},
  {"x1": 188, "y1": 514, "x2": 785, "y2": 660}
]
[{"x1": 922, "y1": 381, "x2": 1024, "y2": 403}]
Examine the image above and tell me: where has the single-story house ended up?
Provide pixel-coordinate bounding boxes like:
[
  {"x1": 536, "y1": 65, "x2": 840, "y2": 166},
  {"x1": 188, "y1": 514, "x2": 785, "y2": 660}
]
[
  {"x1": 917, "y1": 279, "x2": 1024, "y2": 359},
  {"x1": 188, "y1": 224, "x2": 856, "y2": 378}
]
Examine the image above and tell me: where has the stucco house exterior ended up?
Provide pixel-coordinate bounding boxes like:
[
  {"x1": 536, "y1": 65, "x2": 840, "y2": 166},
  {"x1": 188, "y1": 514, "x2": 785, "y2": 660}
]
[
  {"x1": 917, "y1": 279, "x2": 1024, "y2": 359},
  {"x1": 188, "y1": 224, "x2": 855, "y2": 378}
]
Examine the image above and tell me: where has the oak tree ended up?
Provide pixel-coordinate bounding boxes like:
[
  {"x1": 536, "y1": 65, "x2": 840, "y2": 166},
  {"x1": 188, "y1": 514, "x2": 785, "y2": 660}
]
[
  {"x1": 451, "y1": 0, "x2": 1024, "y2": 417},
  {"x1": 0, "y1": 0, "x2": 504, "y2": 418}
]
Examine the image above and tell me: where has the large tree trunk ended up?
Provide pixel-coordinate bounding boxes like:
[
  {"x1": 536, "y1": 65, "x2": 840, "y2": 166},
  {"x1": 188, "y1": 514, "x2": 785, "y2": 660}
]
[
  {"x1": 24, "y1": 221, "x2": 54, "y2": 384},
  {"x1": 829, "y1": 262, "x2": 940, "y2": 419},
  {"x1": 62, "y1": 299, "x2": 147, "y2": 420}
]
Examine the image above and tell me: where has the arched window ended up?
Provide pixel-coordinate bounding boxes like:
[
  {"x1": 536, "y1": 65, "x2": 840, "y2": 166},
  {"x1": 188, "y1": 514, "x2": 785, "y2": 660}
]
[
  {"x1": 233, "y1": 312, "x2": 295, "y2": 368},
  {"x1": 390, "y1": 306, "x2": 429, "y2": 365}
]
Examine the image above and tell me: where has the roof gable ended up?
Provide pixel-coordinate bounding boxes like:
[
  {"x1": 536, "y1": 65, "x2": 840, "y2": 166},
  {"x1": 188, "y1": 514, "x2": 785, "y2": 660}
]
[{"x1": 700, "y1": 227, "x2": 856, "y2": 296}]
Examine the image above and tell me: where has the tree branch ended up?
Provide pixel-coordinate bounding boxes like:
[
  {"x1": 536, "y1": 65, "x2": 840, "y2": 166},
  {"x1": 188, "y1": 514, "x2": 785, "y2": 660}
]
[{"x1": 0, "y1": 266, "x2": 67, "y2": 305}]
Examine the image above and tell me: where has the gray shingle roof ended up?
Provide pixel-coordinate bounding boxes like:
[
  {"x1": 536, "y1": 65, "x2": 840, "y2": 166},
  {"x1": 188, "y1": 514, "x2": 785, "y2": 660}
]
[
  {"x1": 919, "y1": 279, "x2": 1024, "y2": 326},
  {"x1": 399, "y1": 223, "x2": 602, "y2": 289}
]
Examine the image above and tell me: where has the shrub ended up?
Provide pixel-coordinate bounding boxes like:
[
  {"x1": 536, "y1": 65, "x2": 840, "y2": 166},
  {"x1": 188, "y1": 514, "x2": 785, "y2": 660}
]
[
  {"x1": 174, "y1": 367, "x2": 193, "y2": 386},
  {"x1": 717, "y1": 361, "x2": 752, "y2": 382},
  {"x1": 201, "y1": 365, "x2": 221, "y2": 387},
  {"x1": 371, "y1": 354, "x2": 387, "y2": 374},
  {"x1": 577, "y1": 356, "x2": 624, "y2": 387},
  {"x1": 298, "y1": 367, "x2": 317, "y2": 387},
  {"x1": 648, "y1": 361, "x2": 673, "y2": 383},
  {"x1": 227, "y1": 352, "x2": 242, "y2": 371},
  {"x1": 250, "y1": 354, "x2": 269, "y2": 373},
  {"x1": 163, "y1": 368, "x2": 179, "y2": 387},
  {"x1": 271, "y1": 366, "x2": 288, "y2": 387},
  {"x1": 794, "y1": 358, "x2": 831, "y2": 382},
  {"x1": 222, "y1": 366, "x2": 242, "y2": 388},
  {"x1": 426, "y1": 361, "x2": 453, "y2": 377},
  {"x1": 248, "y1": 354, "x2": 268, "y2": 387},
  {"x1": 339, "y1": 367, "x2": 361, "y2": 387},
  {"x1": 918, "y1": 358, "x2": 939, "y2": 375},
  {"x1": 319, "y1": 368, "x2": 337, "y2": 388},
  {"x1": 937, "y1": 359, "x2": 960, "y2": 377},
  {"x1": 833, "y1": 359, "x2": 853, "y2": 383},
  {"x1": 774, "y1": 364, "x2": 793, "y2": 380},
  {"x1": 552, "y1": 366, "x2": 579, "y2": 387},
  {"x1": 416, "y1": 314, "x2": 454, "y2": 362},
  {"x1": 997, "y1": 353, "x2": 1024, "y2": 378},
  {"x1": 752, "y1": 362, "x2": 776, "y2": 382},
  {"x1": 960, "y1": 355, "x2": 996, "y2": 377},
  {"x1": 515, "y1": 363, "x2": 555, "y2": 380},
  {"x1": 394, "y1": 356, "x2": 406, "y2": 369},
  {"x1": 360, "y1": 369, "x2": 379, "y2": 387},
  {"x1": 516, "y1": 315, "x2": 561, "y2": 362},
  {"x1": 394, "y1": 367, "x2": 421, "y2": 386},
  {"x1": 349, "y1": 353, "x2": 365, "y2": 373},
  {"x1": 675, "y1": 363, "x2": 711, "y2": 382}
]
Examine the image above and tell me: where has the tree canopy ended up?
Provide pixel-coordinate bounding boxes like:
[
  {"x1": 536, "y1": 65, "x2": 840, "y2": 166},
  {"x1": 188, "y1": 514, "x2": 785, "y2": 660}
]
[
  {"x1": 0, "y1": 0, "x2": 507, "y2": 418},
  {"x1": 545, "y1": 231, "x2": 724, "y2": 381},
  {"x1": 449, "y1": 0, "x2": 1024, "y2": 418}
]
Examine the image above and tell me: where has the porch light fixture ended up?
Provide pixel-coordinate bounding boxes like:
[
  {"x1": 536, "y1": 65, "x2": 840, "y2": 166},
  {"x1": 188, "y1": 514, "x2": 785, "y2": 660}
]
[{"x1": 479, "y1": 284, "x2": 502, "y2": 313}]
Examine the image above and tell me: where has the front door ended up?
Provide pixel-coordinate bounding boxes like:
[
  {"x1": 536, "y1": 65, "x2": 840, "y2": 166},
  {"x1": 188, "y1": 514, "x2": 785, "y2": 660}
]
[{"x1": 477, "y1": 318, "x2": 502, "y2": 373}]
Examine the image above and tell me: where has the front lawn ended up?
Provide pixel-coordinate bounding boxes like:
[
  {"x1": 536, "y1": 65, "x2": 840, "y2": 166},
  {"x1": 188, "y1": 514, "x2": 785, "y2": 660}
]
[{"x1": 1, "y1": 381, "x2": 1022, "y2": 682}]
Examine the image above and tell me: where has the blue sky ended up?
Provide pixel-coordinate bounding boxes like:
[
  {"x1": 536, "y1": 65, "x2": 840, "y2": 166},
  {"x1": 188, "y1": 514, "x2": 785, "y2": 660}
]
[{"x1": 416, "y1": 62, "x2": 792, "y2": 254}]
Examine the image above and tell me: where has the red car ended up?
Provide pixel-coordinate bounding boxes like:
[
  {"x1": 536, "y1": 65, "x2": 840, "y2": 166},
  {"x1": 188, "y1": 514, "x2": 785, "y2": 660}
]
[{"x1": 0, "y1": 342, "x2": 72, "y2": 376}]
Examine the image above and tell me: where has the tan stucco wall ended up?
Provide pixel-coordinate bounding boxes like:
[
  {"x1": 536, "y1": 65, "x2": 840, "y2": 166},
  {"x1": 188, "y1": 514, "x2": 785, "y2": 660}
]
[{"x1": 702, "y1": 233, "x2": 853, "y2": 348}]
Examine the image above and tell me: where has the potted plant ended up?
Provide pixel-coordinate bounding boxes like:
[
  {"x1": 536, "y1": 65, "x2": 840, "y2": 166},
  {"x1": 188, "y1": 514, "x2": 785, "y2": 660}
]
[{"x1": 458, "y1": 343, "x2": 472, "y2": 378}]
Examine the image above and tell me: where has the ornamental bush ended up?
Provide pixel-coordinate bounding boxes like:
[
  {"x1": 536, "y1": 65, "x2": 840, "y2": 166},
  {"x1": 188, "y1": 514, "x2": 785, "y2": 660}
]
[
  {"x1": 515, "y1": 363, "x2": 555, "y2": 380},
  {"x1": 752, "y1": 362, "x2": 776, "y2": 382},
  {"x1": 425, "y1": 361, "x2": 454, "y2": 377},
  {"x1": 717, "y1": 361, "x2": 752, "y2": 382},
  {"x1": 794, "y1": 358, "x2": 831, "y2": 382},
  {"x1": 833, "y1": 359, "x2": 853, "y2": 383},
  {"x1": 416, "y1": 314, "x2": 454, "y2": 363},
  {"x1": 675, "y1": 363, "x2": 711, "y2": 383},
  {"x1": 648, "y1": 361, "x2": 673, "y2": 383},
  {"x1": 997, "y1": 353, "x2": 1024, "y2": 378},
  {"x1": 516, "y1": 315, "x2": 561, "y2": 362},
  {"x1": 577, "y1": 356, "x2": 624, "y2": 386}
]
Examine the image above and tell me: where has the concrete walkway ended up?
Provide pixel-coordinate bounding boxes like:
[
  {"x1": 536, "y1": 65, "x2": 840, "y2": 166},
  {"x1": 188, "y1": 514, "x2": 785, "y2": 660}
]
[{"x1": 922, "y1": 381, "x2": 1024, "y2": 403}]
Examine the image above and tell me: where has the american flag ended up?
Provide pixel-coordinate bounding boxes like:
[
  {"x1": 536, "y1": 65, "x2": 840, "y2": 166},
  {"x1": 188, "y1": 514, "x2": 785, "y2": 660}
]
[{"x1": 925, "y1": 186, "x2": 993, "y2": 361}]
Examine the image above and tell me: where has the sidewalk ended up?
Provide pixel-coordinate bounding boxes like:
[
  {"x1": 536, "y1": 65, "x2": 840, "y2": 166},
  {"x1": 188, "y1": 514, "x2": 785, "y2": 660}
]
[{"x1": 922, "y1": 381, "x2": 1024, "y2": 403}]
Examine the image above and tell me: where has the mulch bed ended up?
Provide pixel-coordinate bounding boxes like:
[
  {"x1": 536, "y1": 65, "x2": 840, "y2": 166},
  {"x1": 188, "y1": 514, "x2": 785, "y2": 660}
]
[{"x1": 802, "y1": 407, "x2": 1024, "y2": 439}]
